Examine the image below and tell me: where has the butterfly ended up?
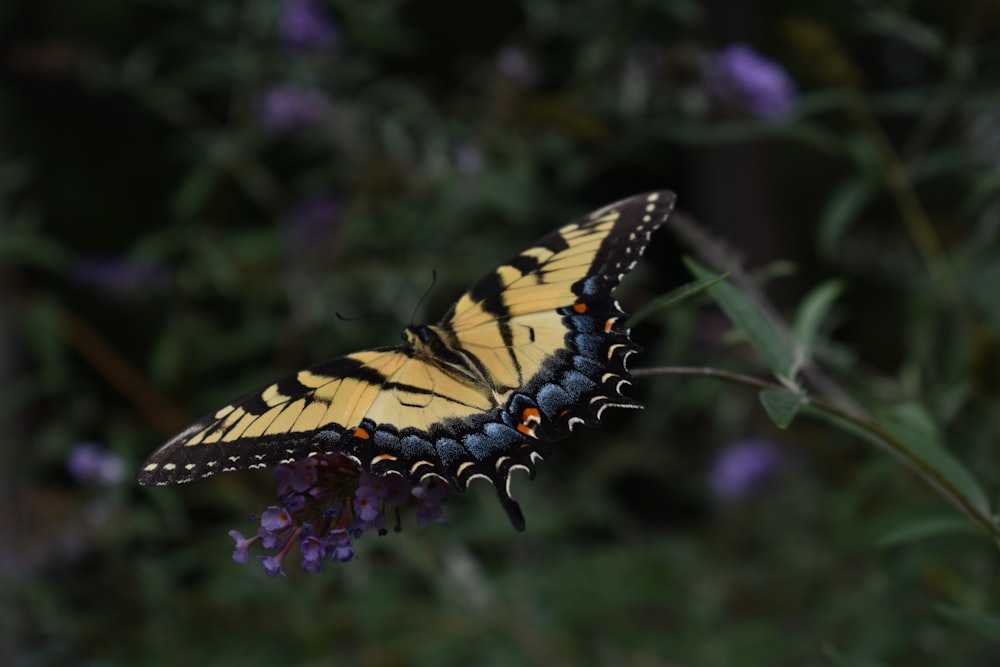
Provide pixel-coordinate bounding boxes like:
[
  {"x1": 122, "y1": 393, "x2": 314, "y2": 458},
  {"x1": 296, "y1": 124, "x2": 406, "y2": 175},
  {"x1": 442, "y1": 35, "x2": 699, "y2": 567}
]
[{"x1": 137, "y1": 191, "x2": 676, "y2": 530}]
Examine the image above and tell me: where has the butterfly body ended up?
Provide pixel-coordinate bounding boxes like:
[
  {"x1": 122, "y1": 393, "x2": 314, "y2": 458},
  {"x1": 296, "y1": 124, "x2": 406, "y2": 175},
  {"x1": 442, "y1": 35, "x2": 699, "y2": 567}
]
[{"x1": 138, "y1": 191, "x2": 676, "y2": 529}]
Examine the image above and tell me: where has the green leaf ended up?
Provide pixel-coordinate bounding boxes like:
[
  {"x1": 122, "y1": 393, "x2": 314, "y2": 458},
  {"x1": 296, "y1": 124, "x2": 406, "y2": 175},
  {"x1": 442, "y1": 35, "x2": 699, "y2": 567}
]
[
  {"x1": 879, "y1": 403, "x2": 992, "y2": 520},
  {"x1": 958, "y1": 169, "x2": 1000, "y2": 221},
  {"x1": 20, "y1": 296, "x2": 69, "y2": 393},
  {"x1": 685, "y1": 258, "x2": 797, "y2": 384},
  {"x1": 792, "y1": 279, "x2": 844, "y2": 358},
  {"x1": 859, "y1": 9, "x2": 946, "y2": 57},
  {"x1": 937, "y1": 606, "x2": 1000, "y2": 642},
  {"x1": 0, "y1": 222, "x2": 69, "y2": 271},
  {"x1": 627, "y1": 273, "x2": 729, "y2": 327},
  {"x1": 878, "y1": 515, "x2": 981, "y2": 547},
  {"x1": 818, "y1": 175, "x2": 878, "y2": 255},
  {"x1": 759, "y1": 387, "x2": 804, "y2": 429}
]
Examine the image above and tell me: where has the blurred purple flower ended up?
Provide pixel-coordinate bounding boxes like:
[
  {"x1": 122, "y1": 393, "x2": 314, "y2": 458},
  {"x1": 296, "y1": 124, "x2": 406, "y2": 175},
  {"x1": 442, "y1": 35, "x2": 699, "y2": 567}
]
[
  {"x1": 258, "y1": 83, "x2": 331, "y2": 132},
  {"x1": 703, "y1": 44, "x2": 796, "y2": 119},
  {"x1": 69, "y1": 254, "x2": 169, "y2": 298},
  {"x1": 496, "y1": 46, "x2": 538, "y2": 88},
  {"x1": 284, "y1": 194, "x2": 342, "y2": 254},
  {"x1": 707, "y1": 439, "x2": 782, "y2": 501},
  {"x1": 412, "y1": 478, "x2": 450, "y2": 527},
  {"x1": 68, "y1": 442, "x2": 125, "y2": 486},
  {"x1": 280, "y1": 0, "x2": 340, "y2": 50},
  {"x1": 453, "y1": 143, "x2": 484, "y2": 175}
]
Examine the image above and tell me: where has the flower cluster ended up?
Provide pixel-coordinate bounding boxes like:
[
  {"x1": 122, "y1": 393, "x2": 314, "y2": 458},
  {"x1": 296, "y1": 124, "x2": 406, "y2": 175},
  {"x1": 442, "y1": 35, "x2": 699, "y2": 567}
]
[{"x1": 228, "y1": 453, "x2": 450, "y2": 576}]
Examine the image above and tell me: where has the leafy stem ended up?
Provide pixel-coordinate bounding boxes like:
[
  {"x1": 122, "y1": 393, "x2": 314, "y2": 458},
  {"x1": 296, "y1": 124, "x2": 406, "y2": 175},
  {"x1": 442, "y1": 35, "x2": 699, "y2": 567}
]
[{"x1": 633, "y1": 365, "x2": 1000, "y2": 543}]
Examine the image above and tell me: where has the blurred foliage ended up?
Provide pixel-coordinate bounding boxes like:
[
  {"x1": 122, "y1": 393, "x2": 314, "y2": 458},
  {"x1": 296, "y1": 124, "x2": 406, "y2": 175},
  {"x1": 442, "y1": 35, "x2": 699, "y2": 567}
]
[{"x1": 2, "y1": 0, "x2": 1000, "y2": 665}]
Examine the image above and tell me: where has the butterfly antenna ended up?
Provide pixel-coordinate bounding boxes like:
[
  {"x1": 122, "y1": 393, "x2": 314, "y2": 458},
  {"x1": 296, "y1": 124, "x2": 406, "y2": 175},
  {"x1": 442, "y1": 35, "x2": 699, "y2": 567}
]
[
  {"x1": 334, "y1": 311, "x2": 393, "y2": 323},
  {"x1": 409, "y1": 269, "x2": 437, "y2": 326}
]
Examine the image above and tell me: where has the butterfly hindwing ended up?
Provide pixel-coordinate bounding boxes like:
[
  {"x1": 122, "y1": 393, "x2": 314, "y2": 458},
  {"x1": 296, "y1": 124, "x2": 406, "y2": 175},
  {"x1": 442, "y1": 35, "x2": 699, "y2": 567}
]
[{"x1": 138, "y1": 191, "x2": 676, "y2": 529}]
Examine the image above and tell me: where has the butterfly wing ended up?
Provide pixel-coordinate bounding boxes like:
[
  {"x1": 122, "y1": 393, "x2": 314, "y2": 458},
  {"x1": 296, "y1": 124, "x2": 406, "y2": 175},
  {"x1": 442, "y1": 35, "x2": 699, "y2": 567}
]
[
  {"x1": 430, "y1": 191, "x2": 676, "y2": 519},
  {"x1": 136, "y1": 348, "x2": 494, "y2": 483},
  {"x1": 138, "y1": 191, "x2": 676, "y2": 530}
]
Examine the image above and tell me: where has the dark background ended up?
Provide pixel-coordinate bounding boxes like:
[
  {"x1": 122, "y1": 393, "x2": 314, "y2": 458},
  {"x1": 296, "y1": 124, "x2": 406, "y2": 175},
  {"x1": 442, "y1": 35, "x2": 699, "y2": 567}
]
[{"x1": 2, "y1": 0, "x2": 999, "y2": 665}]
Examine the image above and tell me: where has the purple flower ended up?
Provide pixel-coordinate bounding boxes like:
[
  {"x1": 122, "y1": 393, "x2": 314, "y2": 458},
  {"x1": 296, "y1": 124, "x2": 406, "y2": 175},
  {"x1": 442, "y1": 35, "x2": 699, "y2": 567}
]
[
  {"x1": 258, "y1": 83, "x2": 331, "y2": 132},
  {"x1": 495, "y1": 46, "x2": 538, "y2": 88},
  {"x1": 412, "y1": 478, "x2": 450, "y2": 527},
  {"x1": 354, "y1": 489, "x2": 381, "y2": 523},
  {"x1": 280, "y1": 0, "x2": 340, "y2": 50},
  {"x1": 284, "y1": 195, "x2": 342, "y2": 254},
  {"x1": 228, "y1": 530, "x2": 257, "y2": 564},
  {"x1": 328, "y1": 530, "x2": 355, "y2": 562},
  {"x1": 260, "y1": 506, "x2": 293, "y2": 532},
  {"x1": 382, "y1": 474, "x2": 409, "y2": 507},
  {"x1": 703, "y1": 44, "x2": 796, "y2": 119},
  {"x1": 69, "y1": 254, "x2": 170, "y2": 298},
  {"x1": 707, "y1": 439, "x2": 782, "y2": 501},
  {"x1": 67, "y1": 442, "x2": 125, "y2": 485},
  {"x1": 453, "y1": 143, "x2": 484, "y2": 175},
  {"x1": 259, "y1": 554, "x2": 286, "y2": 578},
  {"x1": 227, "y1": 453, "x2": 450, "y2": 575},
  {"x1": 299, "y1": 535, "x2": 325, "y2": 572}
]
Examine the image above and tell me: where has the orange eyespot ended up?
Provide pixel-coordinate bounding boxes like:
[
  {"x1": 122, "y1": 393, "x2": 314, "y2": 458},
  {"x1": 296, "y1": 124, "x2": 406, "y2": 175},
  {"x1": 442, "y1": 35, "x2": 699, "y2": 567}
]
[
  {"x1": 573, "y1": 302, "x2": 588, "y2": 314},
  {"x1": 353, "y1": 427, "x2": 370, "y2": 440},
  {"x1": 517, "y1": 407, "x2": 542, "y2": 437},
  {"x1": 604, "y1": 318, "x2": 615, "y2": 333}
]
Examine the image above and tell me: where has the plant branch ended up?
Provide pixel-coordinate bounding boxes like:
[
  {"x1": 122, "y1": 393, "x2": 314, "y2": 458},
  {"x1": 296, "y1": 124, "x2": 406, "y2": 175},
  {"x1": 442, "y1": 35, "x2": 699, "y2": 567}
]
[
  {"x1": 665, "y1": 211, "x2": 871, "y2": 420},
  {"x1": 634, "y1": 365, "x2": 999, "y2": 541}
]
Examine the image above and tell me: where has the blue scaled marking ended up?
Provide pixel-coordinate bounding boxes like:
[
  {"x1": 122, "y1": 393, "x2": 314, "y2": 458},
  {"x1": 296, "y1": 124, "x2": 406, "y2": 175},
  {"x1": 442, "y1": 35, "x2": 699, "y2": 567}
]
[
  {"x1": 483, "y1": 421, "x2": 523, "y2": 447},
  {"x1": 580, "y1": 276, "x2": 601, "y2": 295},
  {"x1": 560, "y1": 370, "x2": 597, "y2": 399},
  {"x1": 400, "y1": 433, "x2": 435, "y2": 458},
  {"x1": 572, "y1": 355, "x2": 604, "y2": 377},
  {"x1": 434, "y1": 437, "x2": 466, "y2": 467},
  {"x1": 536, "y1": 383, "x2": 574, "y2": 419}
]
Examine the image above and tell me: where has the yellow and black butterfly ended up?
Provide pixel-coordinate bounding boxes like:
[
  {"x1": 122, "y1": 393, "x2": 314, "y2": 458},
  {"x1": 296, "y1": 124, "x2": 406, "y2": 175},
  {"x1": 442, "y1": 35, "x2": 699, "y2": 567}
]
[{"x1": 138, "y1": 191, "x2": 676, "y2": 529}]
